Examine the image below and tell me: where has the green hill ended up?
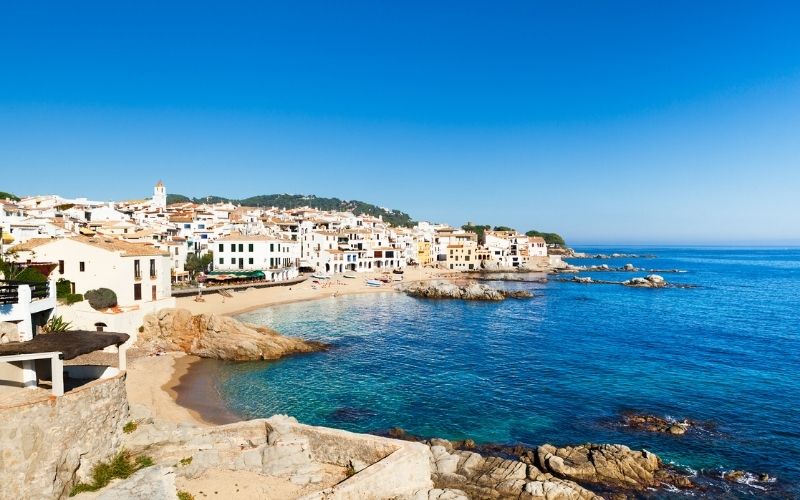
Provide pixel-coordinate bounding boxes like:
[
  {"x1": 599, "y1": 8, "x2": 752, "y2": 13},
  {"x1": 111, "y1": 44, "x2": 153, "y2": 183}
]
[
  {"x1": 167, "y1": 193, "x2": 414, "y2": 227},
  {"x1": 0, "y1": 191, "x2": 20, "y2": 201}
]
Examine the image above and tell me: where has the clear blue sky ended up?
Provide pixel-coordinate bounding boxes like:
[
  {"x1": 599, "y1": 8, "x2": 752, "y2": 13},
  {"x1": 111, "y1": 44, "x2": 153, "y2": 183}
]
[{"x1": 1, "y1": 1, "x2": 799, "y2": 244}]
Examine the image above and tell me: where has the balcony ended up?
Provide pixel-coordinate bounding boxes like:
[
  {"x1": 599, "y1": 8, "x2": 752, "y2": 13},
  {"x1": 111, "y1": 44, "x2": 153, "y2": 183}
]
[{"x1": 0, "y1": 281, "x2": 51, "y2": 305}]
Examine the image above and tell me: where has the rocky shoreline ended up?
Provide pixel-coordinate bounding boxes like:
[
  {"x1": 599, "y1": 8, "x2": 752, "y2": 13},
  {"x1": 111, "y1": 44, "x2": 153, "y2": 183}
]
[
  {"x1": 404, "y1": 280, "x2": 533, "y2": 301},
  {"x1": 384, "y1": 428, "x2": 696, "y2": 498}
]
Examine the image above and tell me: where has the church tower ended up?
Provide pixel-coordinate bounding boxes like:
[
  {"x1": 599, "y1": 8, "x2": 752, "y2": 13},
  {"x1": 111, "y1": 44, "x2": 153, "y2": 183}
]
[{"x1": 152, "y1": 180, "x2": 167, "y2": 210}]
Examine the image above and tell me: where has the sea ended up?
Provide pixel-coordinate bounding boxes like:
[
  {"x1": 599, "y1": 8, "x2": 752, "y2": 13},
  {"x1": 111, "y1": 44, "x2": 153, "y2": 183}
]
[{"x1": 204, "y1": 247, "x2": 800, "y2": 497}]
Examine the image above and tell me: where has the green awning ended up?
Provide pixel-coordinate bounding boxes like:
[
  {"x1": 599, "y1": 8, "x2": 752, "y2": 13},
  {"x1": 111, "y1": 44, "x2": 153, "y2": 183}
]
[{"x1": 205, "y1": 270, "x2": 265, "y2": 279}]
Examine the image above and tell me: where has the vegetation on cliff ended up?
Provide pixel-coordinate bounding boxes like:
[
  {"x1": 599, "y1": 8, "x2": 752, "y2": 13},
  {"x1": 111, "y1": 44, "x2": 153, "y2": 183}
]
[{"x1": 167, "y1": 193, "x2": 414, "y2": 227}]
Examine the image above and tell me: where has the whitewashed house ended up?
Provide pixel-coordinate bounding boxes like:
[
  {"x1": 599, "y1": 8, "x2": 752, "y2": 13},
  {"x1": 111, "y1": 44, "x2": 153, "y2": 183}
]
[{"x1": 214, "y1": 234, "x2": 300, "y2": 281}]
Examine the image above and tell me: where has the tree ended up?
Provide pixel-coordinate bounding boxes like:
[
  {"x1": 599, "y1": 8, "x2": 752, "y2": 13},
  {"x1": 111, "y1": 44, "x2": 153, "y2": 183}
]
[
  {"x1": 493, "y1": 226, "x2": 515, "y2": 232},
  {"x1": 185, "y1": 251, "x2": 213, "y2": 278},
  {"x1": 525, "y1": 230, "x2": 566, "y2": 246},
  {"x1": 461, "y1": 223, "x2": 491, "y2": 244}
]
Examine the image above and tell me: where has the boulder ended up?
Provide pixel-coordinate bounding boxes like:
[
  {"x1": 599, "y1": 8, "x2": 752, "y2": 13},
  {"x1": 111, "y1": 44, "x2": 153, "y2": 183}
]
[
  {"x1": 622, "y1": 413, "x2": 693, "y2": 435},
  {"x1": 623, "y1": 274, "x2": 668, "y2": 288},
  {"x1": 137, "y1": 308, "x2": 327, "y2": 361}
]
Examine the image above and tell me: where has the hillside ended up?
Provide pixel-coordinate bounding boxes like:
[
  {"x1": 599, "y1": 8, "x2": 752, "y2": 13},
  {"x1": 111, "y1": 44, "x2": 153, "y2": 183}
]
[
  {"x1": 167, "y1": 193, "x2": 414, "y2": 227},
  {"x1": 0, "y1": 191, "x2": 20, "y2": 201}
]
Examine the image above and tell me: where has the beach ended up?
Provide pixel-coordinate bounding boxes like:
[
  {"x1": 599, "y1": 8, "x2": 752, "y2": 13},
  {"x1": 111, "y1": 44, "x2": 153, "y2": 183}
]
[
  {"x1": 176, "y1": 267, "x2": 454, "y2": 316},
  {"x1": 128, "y1": 267, "x2": 454, "y2": 427}
]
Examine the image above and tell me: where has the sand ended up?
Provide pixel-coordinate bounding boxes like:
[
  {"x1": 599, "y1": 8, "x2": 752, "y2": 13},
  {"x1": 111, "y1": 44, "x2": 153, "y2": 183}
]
[
  {"x1": 177, "y1": 267, "x2": 454, "y2": 317},
  {"x1": 126, "y1": 352, "x2": 214, "y2": 426}
]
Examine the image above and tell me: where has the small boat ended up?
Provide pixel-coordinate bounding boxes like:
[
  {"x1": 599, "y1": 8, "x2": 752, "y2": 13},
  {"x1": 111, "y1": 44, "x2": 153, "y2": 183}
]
[
  {"x1": 343, "y1": 273, "x2": 357, "y2": 279},
  {"x1": 366, "y1": 279, "x2": 382, "y2": 287},
  {"x1": 311, "y1": 273, "x2": 331, "y2": 280},
  {"x1": 392, "y1": 269, "x2": 404, "y2": 275}
]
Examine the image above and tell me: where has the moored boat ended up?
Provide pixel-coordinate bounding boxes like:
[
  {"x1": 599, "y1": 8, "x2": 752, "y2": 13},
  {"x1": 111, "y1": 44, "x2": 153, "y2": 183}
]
[{"x1": 366, "y1": 279, "x2": 382, "y2": 287}]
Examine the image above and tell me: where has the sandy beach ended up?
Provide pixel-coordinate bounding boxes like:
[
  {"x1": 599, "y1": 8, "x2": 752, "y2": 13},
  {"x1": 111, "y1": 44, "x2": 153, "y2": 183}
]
[{"x1": 176, "y1": 267, "x2": 454, "y2": 316}]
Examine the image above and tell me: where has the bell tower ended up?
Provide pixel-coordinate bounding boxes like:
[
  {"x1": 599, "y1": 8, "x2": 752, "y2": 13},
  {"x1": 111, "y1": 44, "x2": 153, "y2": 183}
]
[{"x1": 152, "y1": 180, "x2": 167, "y2": 210}]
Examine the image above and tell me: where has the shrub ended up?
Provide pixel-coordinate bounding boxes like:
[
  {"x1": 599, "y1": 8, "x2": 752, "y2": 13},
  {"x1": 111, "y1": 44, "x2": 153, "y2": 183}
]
[
  {"x1": 85, "y1": 288, "x2": 118, "y2": 310},
  {"x1": 178, "y1": 456, "x2": 193, "y2": 466},
  {"x1": 63, "y1": 293, "x2": 84, "y2": 305},
  {"x1": 69, "y1": 451, "x2": 154, "y2": 496},
  {"x1": 56, "y1": 278, "x2": 73, "y2": 298},
  {"x1": 41, "y1": 315, "x2": 72, "y2": 333},
  {"x1": 122, "y1": 421, "x2": 138, "y2": 434},
  {"x1": 177, "y1": 491, "x2": 195, "y2": 500}
]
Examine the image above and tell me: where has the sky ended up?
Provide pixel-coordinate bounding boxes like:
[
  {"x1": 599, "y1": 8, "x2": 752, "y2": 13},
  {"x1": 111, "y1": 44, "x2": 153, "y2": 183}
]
[{"x1": 1, "y1": 1, "x2": 799, "y2": 245}]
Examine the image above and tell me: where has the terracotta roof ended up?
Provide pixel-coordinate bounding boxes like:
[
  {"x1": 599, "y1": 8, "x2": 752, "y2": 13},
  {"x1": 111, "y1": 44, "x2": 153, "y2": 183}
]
[{"x1": 12, "y1": 236, "x2": 169, "y2": 257}]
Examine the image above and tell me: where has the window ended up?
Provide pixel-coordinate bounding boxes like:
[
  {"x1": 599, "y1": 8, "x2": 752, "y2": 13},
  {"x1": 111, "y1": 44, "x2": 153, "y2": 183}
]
[
  {"x1": 231, "y1": 244, "x2": 236, "y2": 252},
  {"x1": 58, "y1": 260, "x2": 64, "y2": 274},
  {"x1": 248, "y1": 244, "x2": 254, "y2": 252},
  {"x1": 152, "y1": 285, "x2": 157, "y2": 301},
  {"x1": 79, "y1": 262, "x2": 85, "y2": 272},
  {"x1": 200, "y1": 234, "x2": 207, "y2": 239},
  {"x1": 270, "y1": 243, "x2": 274, "y2": 252},
  {"x1": 238, "y1": 244, "x2": 243, "y2": 252},
  {"x1": 149, "y1": 259, "x2": 156, "y2": 278},
  {"x1": 184, "y1": 223, "x2": 191, "y2": 229},
  {"x1": 133, "y1": 283, "x2": 142, "y2": 301},
  {"x1": 219, "y1": 258, "x2": 223, "y2": 264},
  {"x1": 134, "y1": 260, "x2": 141, "y2": 279},
  {"x1": 248, "y1": 258, "x2": 254, "y2": 265},
  {"x1": 231, "y1": 258, "x2": 236, "y2": 264},
  {"x1": 219, "y1": 244, "x2": 223, "y2": 252}
]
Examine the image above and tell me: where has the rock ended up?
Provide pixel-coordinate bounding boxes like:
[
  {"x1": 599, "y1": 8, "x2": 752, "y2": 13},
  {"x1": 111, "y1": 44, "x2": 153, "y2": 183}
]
[
  {"x1": 622, "y1": 413, "x2": 694, "y2": 435},
  {"x1": 137, "y1": 308, "x2": 327, "y2": 360},
  {"x1": 430, "y1": 446, "x2": 599, "y2": 499},
  {"x1": 758, "y1": 473, "x2": 771, "y2": 482},
  {"x1": 623, "y1": 274, "x2": 668, "y2": 288},
  {"x1": 536, "y1": 443, "x2": 671, "y2": 490},
  {"x1": 404, "y1": 281, "x2": 532, "y2": 301},
  {"x1": 623, "y1": 263, "x2": 636, "y2": 271},
  {"x1": 725, "y1": 470, "x2": 746, "y2": 482},
  {"x1": 78, "y1": 466, "x2": 177, "y2": 500},
  {"x1": 573, "y1": 276, "x2": 593, "y2": 284}
]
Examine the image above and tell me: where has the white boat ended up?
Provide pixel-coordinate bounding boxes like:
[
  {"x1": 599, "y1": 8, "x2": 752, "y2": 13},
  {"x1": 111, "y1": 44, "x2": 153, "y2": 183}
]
[
  {"x1": 311, "y1": 273, "x2": 331, "y2": 280},
  {"x1": 343, "y1": 273, "x2": 357, "y2": 279},
  {"x1": 365, "y1": 279, "x2": 382, "y2": 287}
]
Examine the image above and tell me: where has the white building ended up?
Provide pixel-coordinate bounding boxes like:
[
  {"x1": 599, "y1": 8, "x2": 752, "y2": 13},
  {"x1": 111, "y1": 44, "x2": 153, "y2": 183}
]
[
  {"x1": 12, "y1": 236, "x2": 173, "y2": 307},
  {"x1": 151, "y1": 181, "x2": 167, "y2": 211},
  {"x1": 214, "y1": 234, "x2": 300, "y2": 281}
]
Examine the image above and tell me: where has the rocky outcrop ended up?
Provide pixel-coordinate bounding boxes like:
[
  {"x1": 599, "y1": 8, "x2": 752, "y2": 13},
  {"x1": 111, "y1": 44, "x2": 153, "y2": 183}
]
[
  {"x1": 622, "y1": 413, "x2": 694, "y2": 435},
  {"x1": 535, "y1": 443, "x2": 693, "y2": 491},
  {"x1": 404, "y1": 281, "x2": 533, "y2": 301},
  {"x1": 428, "y1": 439, "x2": 600, "y2": 499},
  {"x1": 77, "y1": 466, "x2": 177, "y2": 500},
  {"x1": 623, "y1": 274, "x2": 667, "y2": 288},
  {"x1": 138, "y1": 308, "x2": 326, "y2": 361}
]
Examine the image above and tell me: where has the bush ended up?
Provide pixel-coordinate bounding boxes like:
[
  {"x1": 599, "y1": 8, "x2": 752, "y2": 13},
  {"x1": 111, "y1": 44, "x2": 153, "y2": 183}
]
[
  {"x1": 177, "y1": 491, "x2": 195, "y2": 500},
  {"x1": 122, "y1": 421, "x2": 138, "y2": 434},
  {"x1": 85, "y1": 288, "x2": 118, "y2": 310},
  {"x1": 56, "y1": 278, "x2": 73, "y2": 298},
  {"x1": 63, "y1": 293, "x2": 84, "y2": 305},
  {"x1": 69, "y1": 451, "x2": 154, "y2": 496}
]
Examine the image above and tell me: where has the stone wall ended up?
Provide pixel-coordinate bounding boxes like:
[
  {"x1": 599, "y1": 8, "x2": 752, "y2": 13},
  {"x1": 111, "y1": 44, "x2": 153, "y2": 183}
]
[{"x1": 0, "y1": 374, "x2": 130, "y2": 500}]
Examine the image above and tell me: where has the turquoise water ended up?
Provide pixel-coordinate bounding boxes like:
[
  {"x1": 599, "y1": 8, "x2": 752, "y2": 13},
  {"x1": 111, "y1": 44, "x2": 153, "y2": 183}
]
[{"x1": 216, "y1": 248, "x2": 800, "y2": 496}]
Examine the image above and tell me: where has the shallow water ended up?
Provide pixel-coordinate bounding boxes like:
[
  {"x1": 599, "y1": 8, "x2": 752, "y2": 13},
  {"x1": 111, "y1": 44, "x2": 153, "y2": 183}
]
[{"x1": 215, "y1": 247, "x2": 800, "y2": 496}]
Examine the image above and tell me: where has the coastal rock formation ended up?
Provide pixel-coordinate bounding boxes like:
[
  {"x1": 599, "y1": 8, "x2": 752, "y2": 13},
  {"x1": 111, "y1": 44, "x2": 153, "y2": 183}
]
[
  {"x1": 428, "y1": 440, "x2": 600, "y2": 499},
  {"x1": 404, "y1": 281, "x2": 533, "y2": 301},
  {"x1": 623, "y1": 274, "x2": 667, "y2": 288},
  {"x1": 622, "y1": 413, "x2": 693, "y2": 435},
  {"x1": 138, "y1": 308, "x2": 326, "y2": 361},
  {"x1": 535, "y1": 443, "x2": 693, "y2": 491}
]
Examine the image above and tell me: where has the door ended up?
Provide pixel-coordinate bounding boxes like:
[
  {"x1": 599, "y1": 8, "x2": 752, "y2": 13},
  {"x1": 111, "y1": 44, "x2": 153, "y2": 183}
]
[
  {"x1": 133, "y1": 283, "x2": 142, "y2": 301},
  {"x1": 239, "y1": 258, "x2": 244, "y2": 270},
  {"x1": 151, "y1": 285, "x2": 157, "y2": 301}
]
